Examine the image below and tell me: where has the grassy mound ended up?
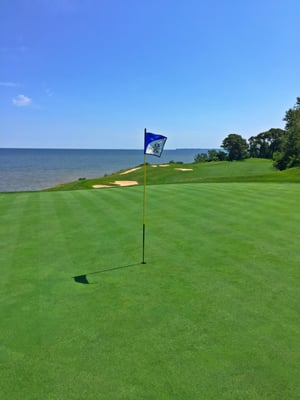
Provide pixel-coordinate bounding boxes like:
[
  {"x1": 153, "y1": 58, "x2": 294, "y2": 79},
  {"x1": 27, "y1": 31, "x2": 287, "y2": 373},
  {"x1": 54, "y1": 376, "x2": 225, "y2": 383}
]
[
  {"x1": 1, "y1": 182, "x2": 300, "y2": 399},
  {"x1": 45, "y1": 159, "x2": 300, "y2": 191}
]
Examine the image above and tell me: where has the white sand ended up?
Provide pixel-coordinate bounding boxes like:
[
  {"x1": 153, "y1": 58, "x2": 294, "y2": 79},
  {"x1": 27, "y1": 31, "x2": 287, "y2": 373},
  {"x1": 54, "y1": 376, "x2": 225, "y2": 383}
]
[
  {"x1": 92, "y1": 184, "x2": 112, "y2": 188},
  {"x1": 174, "y1": 168, "x2": 193, "y2": 171},
  {"x1": 92, "y1": 180, "x2": 138, "y2": 188},
  {"x1": 113, "y1": 180, "x2": 138, "y2": 186},
  {"x1": 120, "y1": 167, "x2": 141, "y2": 175}
]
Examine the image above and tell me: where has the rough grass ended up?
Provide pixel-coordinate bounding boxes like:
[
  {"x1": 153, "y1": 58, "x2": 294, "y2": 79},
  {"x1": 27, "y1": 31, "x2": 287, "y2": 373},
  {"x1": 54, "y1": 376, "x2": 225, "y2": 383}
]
[{"x1": 1, "y1": 182, "x2": 300, "y2": 399}]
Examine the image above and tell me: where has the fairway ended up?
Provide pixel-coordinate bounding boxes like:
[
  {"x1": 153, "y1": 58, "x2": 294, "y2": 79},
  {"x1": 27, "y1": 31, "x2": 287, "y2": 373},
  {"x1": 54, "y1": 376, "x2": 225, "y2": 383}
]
[{"x1": 1, "y1": 183, "x2": 300, "y2": 399}]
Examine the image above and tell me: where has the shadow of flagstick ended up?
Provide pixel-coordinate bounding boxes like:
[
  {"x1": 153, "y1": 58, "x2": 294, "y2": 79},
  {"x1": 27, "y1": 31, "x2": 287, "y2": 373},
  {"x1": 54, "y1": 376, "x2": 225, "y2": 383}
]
[
  {"x1": 73, "y1": 274, "x2": 90, "y2": 284},
  {"x1": 73, "y1": 263, "x2": 143, "y2": 284}
]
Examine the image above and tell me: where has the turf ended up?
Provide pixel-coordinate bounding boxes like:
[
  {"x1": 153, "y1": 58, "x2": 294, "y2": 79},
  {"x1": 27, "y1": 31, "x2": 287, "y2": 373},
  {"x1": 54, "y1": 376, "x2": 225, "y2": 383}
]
[
  {"x1": 1, "y1": 182, "x2": 300, "y2": 399},
  {"x1": 46, "y1": 158, "x2": 300, "y2": 191}
]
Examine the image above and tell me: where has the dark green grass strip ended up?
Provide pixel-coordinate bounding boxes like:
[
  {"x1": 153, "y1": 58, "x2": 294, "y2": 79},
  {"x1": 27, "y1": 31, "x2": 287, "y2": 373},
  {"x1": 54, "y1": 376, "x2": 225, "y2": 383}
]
[{"x1": 1, "y1": 184, "x2": 300, "y2": 399}]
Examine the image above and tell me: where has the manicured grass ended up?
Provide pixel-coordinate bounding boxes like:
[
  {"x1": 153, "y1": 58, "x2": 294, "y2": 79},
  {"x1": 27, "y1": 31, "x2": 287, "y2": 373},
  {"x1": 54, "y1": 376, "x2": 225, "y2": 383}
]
[
  {"x1": 47, "y1": 158, "x2": 298, "y2": 191},
  {"x1": 1, "y1": 182, "x2": 300, "y2": 399}
]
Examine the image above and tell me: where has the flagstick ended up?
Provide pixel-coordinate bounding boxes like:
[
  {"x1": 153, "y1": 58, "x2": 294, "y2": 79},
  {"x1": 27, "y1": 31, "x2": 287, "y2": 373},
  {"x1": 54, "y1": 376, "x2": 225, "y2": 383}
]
[
  {"x1": 142, "y1": 129, "x2": 147, "y2": 264},
  {"x1": 142, "y1": 128, "x2": 167, "y2": 264}
]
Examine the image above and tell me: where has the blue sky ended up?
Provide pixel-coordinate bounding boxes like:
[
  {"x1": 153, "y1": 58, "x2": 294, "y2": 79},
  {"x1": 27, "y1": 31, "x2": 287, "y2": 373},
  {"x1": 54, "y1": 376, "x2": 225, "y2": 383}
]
[{"x1": 1, "y1": 0, "x2": 300, "y2": 149}]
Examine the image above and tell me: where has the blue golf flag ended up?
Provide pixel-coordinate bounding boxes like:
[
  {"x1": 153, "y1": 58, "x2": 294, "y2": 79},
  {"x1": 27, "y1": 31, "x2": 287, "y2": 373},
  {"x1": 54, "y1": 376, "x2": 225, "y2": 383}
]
[
  {"x1": 144, "y1": 132, "x2": 167, "y2": 157},
  {"x1": 142, "y1": 129, "x2": 168, "y2": 263}
]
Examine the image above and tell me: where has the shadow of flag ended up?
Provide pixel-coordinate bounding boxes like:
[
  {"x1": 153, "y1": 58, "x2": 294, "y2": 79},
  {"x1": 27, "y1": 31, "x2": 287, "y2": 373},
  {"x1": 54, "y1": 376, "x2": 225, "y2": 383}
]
[
  {"x1": 72, "y1": 263, "x2": 143, "y2": 284},
  {"x1": 73, "y1": 275, "x2": 89, "y2": 284}
]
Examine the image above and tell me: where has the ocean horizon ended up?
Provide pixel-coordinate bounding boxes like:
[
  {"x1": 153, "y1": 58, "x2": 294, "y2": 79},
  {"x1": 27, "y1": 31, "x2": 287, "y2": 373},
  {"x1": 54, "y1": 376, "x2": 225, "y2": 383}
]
[{"x1": 0, "y1": 148, "x2": 209, "y2": 192}]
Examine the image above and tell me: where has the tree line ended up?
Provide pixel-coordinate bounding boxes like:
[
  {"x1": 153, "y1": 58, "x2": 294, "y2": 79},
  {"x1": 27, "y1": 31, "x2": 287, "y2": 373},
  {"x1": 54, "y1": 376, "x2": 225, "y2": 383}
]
[{"x1": 194, "y1": 97, "x2": 300, "y2": 170}]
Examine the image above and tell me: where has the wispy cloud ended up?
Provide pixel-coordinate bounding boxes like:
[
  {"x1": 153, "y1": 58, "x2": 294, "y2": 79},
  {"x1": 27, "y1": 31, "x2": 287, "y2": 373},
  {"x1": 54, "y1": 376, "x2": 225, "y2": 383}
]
[
  {"x1": 12, "y1": 94, "x2": 32, "y2": 107},
  {"x1": 0, "y1": 81, "x2": 19, "y2": 87},
  {"x1": 45, "y1": 87, "x2": 54, "y2": 97},
  {"x1": 41, "y1": 81, "x2": 54, "y2": 97}
]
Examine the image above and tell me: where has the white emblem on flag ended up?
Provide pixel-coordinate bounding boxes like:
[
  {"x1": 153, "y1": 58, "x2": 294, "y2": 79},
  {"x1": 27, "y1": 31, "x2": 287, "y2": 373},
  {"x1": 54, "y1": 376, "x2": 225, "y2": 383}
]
[{"x1": 145, "y1": 139, "x2": 166, "y2": 156}]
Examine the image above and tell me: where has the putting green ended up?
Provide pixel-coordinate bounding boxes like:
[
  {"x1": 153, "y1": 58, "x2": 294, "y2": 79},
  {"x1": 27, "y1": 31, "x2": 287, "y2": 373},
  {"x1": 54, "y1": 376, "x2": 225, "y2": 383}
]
[{"x1": 1, "y1": 183, "x2": 300, "y2": 399}]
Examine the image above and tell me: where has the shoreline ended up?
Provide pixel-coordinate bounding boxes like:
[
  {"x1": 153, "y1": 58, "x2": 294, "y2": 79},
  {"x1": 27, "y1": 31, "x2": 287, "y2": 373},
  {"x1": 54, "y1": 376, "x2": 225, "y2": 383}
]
[{"x1": 0, "y1": 148, "x2": 205, "y2": 192}]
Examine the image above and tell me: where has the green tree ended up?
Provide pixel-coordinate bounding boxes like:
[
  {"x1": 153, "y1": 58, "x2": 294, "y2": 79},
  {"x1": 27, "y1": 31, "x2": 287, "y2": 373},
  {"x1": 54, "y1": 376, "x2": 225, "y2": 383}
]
[
  {"x1": 273, "y1": 98, "x2": 300, "y2": 170},
  {"x1": 249, "y1": 128, "x2": 286, "y2": 159},
  {"x1": 194, "y1": 150, "x2": 228, "y2": 163},
  {"x1": 283, "y1": 97, "x2": 300, "y2": 130},
  {"x1": 273, "y1": 129, "x2": 300, "y2": 169},
  {"x1": 221, "y1": 134, "x2": 248, "y2": 161},
  {"x1": 194, "y1": 153, "x2": 208, "y2": 163},
  {"x1": 216, "y1": 150, "x2": 228, "y2": 161},
  {"x1": 207, "y1": 149, "x2": 219, "y2": 161}
]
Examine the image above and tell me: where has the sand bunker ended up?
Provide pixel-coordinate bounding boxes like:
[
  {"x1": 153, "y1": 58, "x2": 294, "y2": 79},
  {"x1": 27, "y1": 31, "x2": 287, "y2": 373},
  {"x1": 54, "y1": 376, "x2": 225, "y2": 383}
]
[
  {"x1": 92, "y1": 180, "x2": 138, "y2": 188},
  {"x1": 92, "y1": 184, "x2": 112, "y2": 188},
  {"x1": 174, "y1": 168, "x2": 193, "y2": 171},
  {"x1": 113, "y1": 180, "x2": 138, "y2": 186},
  {"x1": 120, "y1": 167, "x2": 141, "y2": 175}
]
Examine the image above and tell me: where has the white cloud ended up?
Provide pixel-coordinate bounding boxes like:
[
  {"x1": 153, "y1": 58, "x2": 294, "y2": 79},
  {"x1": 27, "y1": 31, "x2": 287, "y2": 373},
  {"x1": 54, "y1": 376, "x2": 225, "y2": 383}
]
[
  {"x1": 12, "y1": 94, "x2": 32, "y2": 107},
  {"x1": 0, "y1": 81, "x2": 19, "y2": 87}
]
